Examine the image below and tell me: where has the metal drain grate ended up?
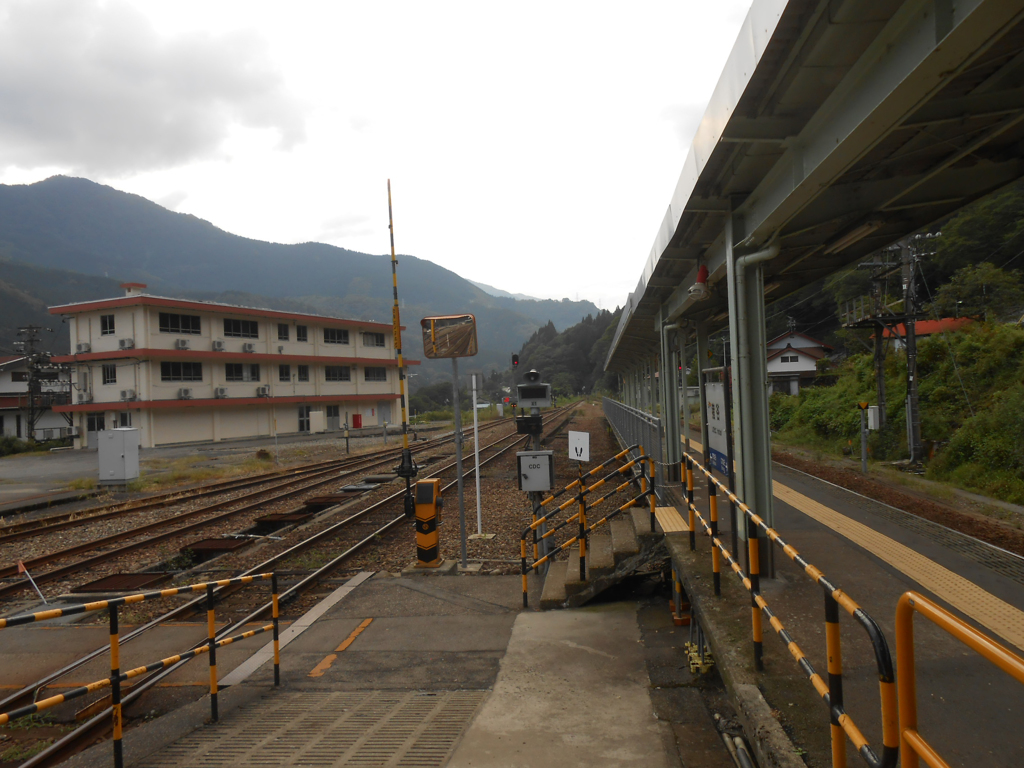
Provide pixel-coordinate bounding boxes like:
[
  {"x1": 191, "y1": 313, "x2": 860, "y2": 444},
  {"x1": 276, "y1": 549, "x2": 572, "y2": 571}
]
[{"x1": 137, "y1": 690, "x2": 487, "y2": 768}]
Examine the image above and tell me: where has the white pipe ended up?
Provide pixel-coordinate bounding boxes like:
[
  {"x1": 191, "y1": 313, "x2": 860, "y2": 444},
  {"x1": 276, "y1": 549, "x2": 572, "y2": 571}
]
[{"x1": 472, "y1": 373, "x2": 482, "y2": 535}]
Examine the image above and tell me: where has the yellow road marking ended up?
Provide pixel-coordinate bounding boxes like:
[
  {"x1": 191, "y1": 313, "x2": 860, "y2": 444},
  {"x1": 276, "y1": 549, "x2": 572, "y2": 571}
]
[
  {"x1": 684, "y1": 437, "x2": 1024, "y2": 650},
  {"x1": 307, "y1": 618, "x2": 374, "y2": 678}
]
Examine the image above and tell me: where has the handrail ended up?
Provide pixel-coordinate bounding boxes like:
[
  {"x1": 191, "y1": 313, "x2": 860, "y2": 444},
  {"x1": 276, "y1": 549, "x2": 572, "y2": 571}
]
[
  {"x1": 0, "y1": 573, "x2": 281, "y2": 768},
  {"x1": 521, "y1": 449, "x2": 656, "y2": 608},
  {"x1": 681, "y1": 451, "x2": 898, "y2": 768},
  {"x1": 896, "y1": 591, "x2": 1024, "y2": 768}
]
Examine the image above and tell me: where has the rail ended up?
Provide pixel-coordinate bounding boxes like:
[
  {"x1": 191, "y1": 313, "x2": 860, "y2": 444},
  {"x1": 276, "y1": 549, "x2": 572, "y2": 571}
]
[
  {"x1": 602, "y1": 397, "x2": 666, "y2": 500},
  {"x1": 520, "y1": 446, "x2": 655, "y2": 607},
  {"x1": 0, "y1": 573, "x2": 281, "y2": 768},
  {"x1": 895, "y1": 591, "x2": 1024, "y2": 768},
  {"x1": 681, "y1": 451, "x2": 898, "y2": 768}
]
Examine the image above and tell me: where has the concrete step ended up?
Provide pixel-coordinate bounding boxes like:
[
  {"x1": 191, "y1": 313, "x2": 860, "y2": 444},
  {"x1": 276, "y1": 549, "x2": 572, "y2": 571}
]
[
  {"x1": 631, "y1": 507, "x2": 659, "y2": 540},
  {"x1": 564, "y1": 545, "x2": 587, "y2": 597},
  {"x1": 539, "y1": 558, "x2": 568, "y2": 609},
  {"x1": 610, "y1": 518, "x2": 639, "y2": 564},
  {"x1": 586, "y1": 533, "x2": 615, "y2": 579}
]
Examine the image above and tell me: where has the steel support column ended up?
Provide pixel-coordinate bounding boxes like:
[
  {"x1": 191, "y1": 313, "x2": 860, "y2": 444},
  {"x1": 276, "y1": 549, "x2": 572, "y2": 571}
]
[
  {"x1": 660, "y1": 315, "x2": 681, "y2": 483},
  {"x1": 695, "y1": 320, "x2": 710, "y2": 452},
  {"x1": 726, "y1": 215, "x2": 776, "y2": 576}
]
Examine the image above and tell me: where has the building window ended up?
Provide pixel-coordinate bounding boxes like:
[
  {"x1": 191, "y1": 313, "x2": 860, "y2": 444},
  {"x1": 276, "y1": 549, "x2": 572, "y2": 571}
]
[
  {"x1": 224, "y1": 319, "x2": 259, "y2": 338},
  {"x1": 363, "y1": 332, "x2": 386, "y2": 348},
  {"x1": 278, "y1": 323, "x2": 289, "y2": 341},
  {"x1": 100, "y1": 314, "x2": 115, "y2": 336},
  {"x1": 296, "y1": 325, "x2": 308, "y2": 342},
  {"x1": 326, "y1": 405, "x2": 340, "y2": 418},
  {"x1": 297, "y1": 365, "x2": 309, "y2": 382},
  {"x1": 159, "y1": 312, "x2": 201, "y2": 334},
  {"x1": 102, "y1": 364, "x2": 117, "y2": 385},
  {"x1": 11, "y1": 371, "x2": 29, "y2": 382},
  {"x1": 225, "y1": 363, "x2": 260, "y2": 382},
  {"x1": 364, "y1": 367, "x2": 387, "y2": 382},
  {"x1": 781, "y1": 355, "x2": 799, "y2": 363},
  {"x1": 161, "y1": 362, "x2": 203, "y2": 382},
  {"x1": 325, "y1": 366, "x2": 351, "y2": 382},
  {"x1": 87, "y1": 413, "x2": 105, "y2": 433},
  {"x1": 279, "y1": 364, "x2": 291, "y2": 382},
  {"x1": 118, "y1": 412, "x2": 132, "y2": 428},
  {"x1": 324, "y1": 328, "x2": 349, "y2": 345}
]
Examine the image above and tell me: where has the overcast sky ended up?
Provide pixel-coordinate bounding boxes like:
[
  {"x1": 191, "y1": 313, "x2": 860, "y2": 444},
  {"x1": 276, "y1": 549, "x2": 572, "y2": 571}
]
[{"x1": 0, "y1": 0, "x2": 752, "y2": 310}]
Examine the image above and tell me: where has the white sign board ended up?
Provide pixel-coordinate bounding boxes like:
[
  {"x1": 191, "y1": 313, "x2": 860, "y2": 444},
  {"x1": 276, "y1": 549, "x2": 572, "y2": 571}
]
[
  {"x1": 568, "y1": 431, "x2": 590, "y2": 462},
  {"x1": 705, "y1": 382, "x2": 730, "y2": 475}
]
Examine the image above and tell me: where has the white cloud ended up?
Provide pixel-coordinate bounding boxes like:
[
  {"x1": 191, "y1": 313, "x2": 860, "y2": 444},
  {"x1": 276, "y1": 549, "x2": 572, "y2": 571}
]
[{"x1": 0, "y1": 0, "x2": 305, "y2": 176}]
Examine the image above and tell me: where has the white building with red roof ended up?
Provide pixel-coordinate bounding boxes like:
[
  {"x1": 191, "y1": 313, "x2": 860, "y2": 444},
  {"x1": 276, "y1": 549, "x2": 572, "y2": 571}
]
[
  {"x1": 49, "y1": 284, "x2": 417, "y2": 448},
  {"x1": 765, "y1": 331, "x2": 833, "y2": 395}
]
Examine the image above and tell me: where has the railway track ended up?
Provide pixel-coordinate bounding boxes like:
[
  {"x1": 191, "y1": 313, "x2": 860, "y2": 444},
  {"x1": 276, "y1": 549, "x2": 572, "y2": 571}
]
[
  {"x1": 0, "y1": 420, "x2": 510, "y2": 601},
  {"x1": 3, "y1": 403, "x2": 580, "y2": 767}
]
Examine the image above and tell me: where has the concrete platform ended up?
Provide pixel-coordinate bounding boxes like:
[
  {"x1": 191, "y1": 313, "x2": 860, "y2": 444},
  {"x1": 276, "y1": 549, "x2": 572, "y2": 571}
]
[{"x1": 63, "y1": 573, "x2": 699, "y2": 768}]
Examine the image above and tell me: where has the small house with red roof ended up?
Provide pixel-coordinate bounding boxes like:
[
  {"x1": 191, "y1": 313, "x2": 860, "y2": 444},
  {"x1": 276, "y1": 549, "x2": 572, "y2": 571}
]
[
  {"x1": 765, "y1": 331, "x2": 833, "y2": 395},
  {"x1": 877, "y1": 317, "x2": 972, "y2": 350}
]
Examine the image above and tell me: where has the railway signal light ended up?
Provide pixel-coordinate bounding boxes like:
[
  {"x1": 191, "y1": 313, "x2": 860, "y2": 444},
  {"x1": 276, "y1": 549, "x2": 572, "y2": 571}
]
[{"x1": 512, "y1": 354, "x2": 519, "y2": 368}]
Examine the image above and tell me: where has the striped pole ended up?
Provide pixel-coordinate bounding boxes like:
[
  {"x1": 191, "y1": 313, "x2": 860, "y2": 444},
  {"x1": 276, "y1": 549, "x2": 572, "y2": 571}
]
[
  {"x1": 387, "y1": 180, "x2": 418, "y2": 514},
  {"x1": 109, "y1": 604, "x2": 123, "y2": 768},
  {"x1": 207, "y1": 584, "x2": 218, "y2": 721},
  {"x1": 826, "y1": 594, "x2": 847, "y2": 768},
  {"x1": 578, "y1": 462, "x2": 587, "y2": 582},
  {"x1": 272, "y1": 573, "x2": 281, "y2": 686},
  {"x1": 709, "y1": 482, "x2": 721, "y2": 596},
  {"x1": 686, "y1": 456, "x2": 696, "y2": 550}
]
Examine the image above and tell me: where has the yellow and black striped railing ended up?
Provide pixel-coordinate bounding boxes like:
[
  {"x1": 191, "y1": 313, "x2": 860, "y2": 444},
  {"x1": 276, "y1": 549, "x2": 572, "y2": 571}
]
[
  {"x1": 520, "y1": 447, "x2": 656, "y2": 608},
  {"x1": 681, "y1": 451, "x2": 898, "y2": 768},
  {"x1": 0, "y1": 572, "x2": 281, "y2": 768},
  {"x1": 896, "y1": 591, "x2": 1024, "y2": 768}
]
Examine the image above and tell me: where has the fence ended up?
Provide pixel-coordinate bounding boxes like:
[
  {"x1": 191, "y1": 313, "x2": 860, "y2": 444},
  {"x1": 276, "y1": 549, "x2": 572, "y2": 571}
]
[
  {"x1": 0, "y1": 573, "x2": 281, "y2": 768},
  {"x1": 896, "y1": 591, "x2": 1024, "y2": 768},
  {"x1": 603, "y1": 397, "x2": 666, "y2": 501},
  {"x1": 521, "y1": 445, "x2": 655, "y2": 607},
  {"x1": 680, "y1": 451, "x2": 898, "y2": 768}
]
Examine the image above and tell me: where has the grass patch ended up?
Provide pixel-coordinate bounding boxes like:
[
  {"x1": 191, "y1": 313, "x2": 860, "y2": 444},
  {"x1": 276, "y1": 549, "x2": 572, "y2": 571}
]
[{"x1": 65, "y1": 477, "x2": 97, "y2": 491}]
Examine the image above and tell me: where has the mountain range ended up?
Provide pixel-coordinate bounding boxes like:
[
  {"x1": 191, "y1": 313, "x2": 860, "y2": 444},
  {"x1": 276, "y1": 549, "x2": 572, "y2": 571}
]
[{"x1": 0, "y1": 176, "x2": 599, "y2": 383}]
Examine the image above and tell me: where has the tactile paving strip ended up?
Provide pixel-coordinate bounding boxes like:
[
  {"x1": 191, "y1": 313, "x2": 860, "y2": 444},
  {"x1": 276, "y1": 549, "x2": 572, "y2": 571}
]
[
  {"x1": 137, "y1": 690, "x2": 487, "y2": 768},
  {"x1": 774, "y1": 482, "x2": 1024, "y2": 651}
]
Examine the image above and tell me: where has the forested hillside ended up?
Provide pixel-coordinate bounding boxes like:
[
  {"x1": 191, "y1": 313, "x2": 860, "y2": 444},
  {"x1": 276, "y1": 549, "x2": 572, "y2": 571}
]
[
  {"x1": 768, "y1": 179, "x2": 1024, "y2": 504},
  {"x1": 0, "y1": 176, "x2": 599, "y2": 378}
]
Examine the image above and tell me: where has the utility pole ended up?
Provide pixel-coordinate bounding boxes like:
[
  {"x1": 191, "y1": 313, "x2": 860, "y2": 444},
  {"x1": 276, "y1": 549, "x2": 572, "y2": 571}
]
[
  {"x1": 900, "y1": 241, "x2": 923, "y2": 464},
  {"x1": 14, "y1": 325, "x2": 67, "y2": 441}
]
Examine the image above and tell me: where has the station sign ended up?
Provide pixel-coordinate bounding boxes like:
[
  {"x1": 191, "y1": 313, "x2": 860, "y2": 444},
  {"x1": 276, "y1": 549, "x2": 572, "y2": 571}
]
[{"x1": 705, "y1": 381, "x2": 730, "y2": 475}]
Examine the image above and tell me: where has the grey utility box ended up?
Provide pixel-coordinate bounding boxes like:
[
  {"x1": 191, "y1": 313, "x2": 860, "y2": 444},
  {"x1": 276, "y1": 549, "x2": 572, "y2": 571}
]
[
  {"x1": 98, "y1": 428, "x2": 141, "y2": 485},
  {"x1": 517, "y1": 450, "x2": 555, "y2": 492}
]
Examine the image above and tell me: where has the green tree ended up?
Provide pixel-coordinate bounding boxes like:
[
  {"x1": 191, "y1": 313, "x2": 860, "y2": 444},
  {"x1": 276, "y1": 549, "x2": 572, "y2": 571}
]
[{"x1": 928, "y1": 263, "x2": 1024, "y2": 321}]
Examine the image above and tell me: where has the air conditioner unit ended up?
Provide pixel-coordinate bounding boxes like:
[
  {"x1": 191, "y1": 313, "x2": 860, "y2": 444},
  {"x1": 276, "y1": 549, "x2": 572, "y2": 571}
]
[
  {"x1": 119, "y1": 338, "x2": 135, "y2": 350},
  {"x1": 178, "y1": 388, "x2": 193, "y2": 400},
  {"x1": 214, "y1": 387, "x2": 229, "y2": 398},
  {"x1": 120, "y1": 389, "x2": 135, "y2": 401},
  {"x1": 78, "y1": 392, "x2": 93, "y2": 404},
  {"x1": 212, "y1": 340, "x2": 226, "y2": 352},
  {"x1": 65, "y1": 426, "x2": 80, "y2": 438},
  {"x1": 76, "y1": 343, "x2": 91, "y2": 354},
  {"x1": 256, "y1": 385, "x2": 271, "y2": 397},
  {"x1": 242, "y1": 342, "x2": 257, "y2": 354},
  {"x1": 175, "y1": 339, "x2": 190, "y2": 350}
]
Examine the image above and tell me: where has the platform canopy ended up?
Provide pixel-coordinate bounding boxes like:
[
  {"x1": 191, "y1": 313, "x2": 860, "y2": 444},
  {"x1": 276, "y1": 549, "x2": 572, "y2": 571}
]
[{"x1": 606, "y1": 0, "x2": 1024, "y2": 370}]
